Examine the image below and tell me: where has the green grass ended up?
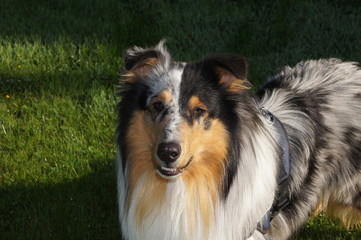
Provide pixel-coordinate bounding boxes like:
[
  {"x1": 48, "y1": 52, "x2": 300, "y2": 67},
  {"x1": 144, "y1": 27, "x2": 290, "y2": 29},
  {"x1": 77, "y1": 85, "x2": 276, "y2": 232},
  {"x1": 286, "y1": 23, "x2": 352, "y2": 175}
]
[{"x1": 1, "y1": 0, "x2": 361, "y2": 239}]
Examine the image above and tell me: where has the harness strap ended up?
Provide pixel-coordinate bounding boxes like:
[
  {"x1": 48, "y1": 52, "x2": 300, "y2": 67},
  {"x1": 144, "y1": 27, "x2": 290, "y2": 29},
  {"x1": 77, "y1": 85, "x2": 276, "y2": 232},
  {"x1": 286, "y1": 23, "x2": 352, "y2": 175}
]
[{"x1": 257, "y1": 108, "x2": 291, "y2": 234}]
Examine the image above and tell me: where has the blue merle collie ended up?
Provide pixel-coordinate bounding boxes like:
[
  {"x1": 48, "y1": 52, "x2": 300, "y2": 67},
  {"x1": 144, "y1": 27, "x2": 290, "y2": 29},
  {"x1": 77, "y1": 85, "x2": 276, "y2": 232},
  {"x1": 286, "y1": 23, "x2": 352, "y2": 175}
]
[{"x1": 116, "y1": 41, "x2": 361, "y2": 240}]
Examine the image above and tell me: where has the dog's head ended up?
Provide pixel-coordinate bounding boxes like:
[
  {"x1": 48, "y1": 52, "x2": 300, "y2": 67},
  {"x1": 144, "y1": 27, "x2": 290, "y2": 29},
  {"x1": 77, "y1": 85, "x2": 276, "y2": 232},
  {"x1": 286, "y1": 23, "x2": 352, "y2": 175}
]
[{"x1": 118, "y1": 41, "x2": 250, "y2": 185}]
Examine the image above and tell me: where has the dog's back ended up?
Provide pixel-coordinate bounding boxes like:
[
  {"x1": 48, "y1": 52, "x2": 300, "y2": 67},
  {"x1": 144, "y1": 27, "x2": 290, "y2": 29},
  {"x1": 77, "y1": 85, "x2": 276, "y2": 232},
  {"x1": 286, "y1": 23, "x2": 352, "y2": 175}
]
[{"x1": 258, "y1": 58, "x2": 361, "y2": 238}]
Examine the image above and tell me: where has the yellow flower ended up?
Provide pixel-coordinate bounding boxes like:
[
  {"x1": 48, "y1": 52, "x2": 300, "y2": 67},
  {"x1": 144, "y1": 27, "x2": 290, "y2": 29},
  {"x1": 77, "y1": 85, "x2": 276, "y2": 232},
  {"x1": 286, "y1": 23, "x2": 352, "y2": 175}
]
[
  {"x1": 6, "y1": 95, "x2": 10, "y2": 99},
  {"x1": 17, "y1": 53, "x2": 21, "y2": 57},
  {"x1": 17, "y1": 65, "x2": 22, "y2": 69}
]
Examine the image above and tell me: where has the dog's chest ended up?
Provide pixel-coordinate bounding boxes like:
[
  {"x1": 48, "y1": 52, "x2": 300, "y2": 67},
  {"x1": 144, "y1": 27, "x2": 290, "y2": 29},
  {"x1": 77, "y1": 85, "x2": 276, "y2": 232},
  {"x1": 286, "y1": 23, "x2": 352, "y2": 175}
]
[{"x1": 125, "y1": 179, "x2": 215, "y2": 240}]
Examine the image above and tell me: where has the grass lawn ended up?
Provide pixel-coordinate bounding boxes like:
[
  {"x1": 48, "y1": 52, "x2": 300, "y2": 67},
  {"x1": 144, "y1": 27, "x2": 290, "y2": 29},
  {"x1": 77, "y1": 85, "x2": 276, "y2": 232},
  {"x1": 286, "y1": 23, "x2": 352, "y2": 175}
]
[{"x1": 1, "y1": 0, "x2": 361, "y2": 239}]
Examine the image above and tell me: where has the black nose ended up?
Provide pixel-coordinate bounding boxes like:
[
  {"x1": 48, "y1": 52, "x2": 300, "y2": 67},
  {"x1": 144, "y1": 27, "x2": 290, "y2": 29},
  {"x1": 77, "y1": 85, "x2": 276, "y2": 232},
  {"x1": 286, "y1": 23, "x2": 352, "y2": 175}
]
[{"x1": 157, "y1": 142, "x2": 181, "y2": 163}]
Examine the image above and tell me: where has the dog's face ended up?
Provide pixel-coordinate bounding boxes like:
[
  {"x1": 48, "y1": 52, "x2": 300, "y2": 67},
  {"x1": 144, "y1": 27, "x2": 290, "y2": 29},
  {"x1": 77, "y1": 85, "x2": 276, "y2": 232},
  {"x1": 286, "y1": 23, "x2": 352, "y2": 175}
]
[{"x1": 119, "y1": 42, "x2": 250, "y2": 184}]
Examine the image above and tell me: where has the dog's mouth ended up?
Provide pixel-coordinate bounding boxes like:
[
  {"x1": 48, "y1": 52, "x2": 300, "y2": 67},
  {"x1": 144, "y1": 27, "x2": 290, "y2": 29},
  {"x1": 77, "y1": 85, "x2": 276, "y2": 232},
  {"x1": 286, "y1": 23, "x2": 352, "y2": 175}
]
[{"x1": 156, "y1": 157, "x2": 193, "y2": 179}]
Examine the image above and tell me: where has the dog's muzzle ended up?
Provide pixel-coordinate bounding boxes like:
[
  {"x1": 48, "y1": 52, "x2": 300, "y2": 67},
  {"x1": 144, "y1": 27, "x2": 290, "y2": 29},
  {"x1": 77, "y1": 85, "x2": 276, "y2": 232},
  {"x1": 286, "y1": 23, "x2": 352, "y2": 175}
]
[{"x1": 156, "y1": 142, "x2": 193, "y2": 179}]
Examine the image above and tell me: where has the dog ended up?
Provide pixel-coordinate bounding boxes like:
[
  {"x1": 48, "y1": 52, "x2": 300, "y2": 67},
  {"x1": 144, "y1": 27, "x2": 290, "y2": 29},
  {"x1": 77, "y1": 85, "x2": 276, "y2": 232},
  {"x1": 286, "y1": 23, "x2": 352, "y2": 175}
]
[{"x1": 116, "y1": 40, "x2": 361, "y2": 240}]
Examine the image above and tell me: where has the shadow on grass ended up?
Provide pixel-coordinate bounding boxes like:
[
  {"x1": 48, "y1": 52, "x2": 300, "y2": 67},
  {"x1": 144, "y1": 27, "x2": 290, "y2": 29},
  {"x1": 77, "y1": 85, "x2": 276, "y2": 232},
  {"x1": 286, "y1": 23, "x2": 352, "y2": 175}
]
[
  {"x1": 2, "y1": 0, "x2": 361, "y2": 97},
  {"x1": 0, "y1": 0, "x2": 161, "y2": 46},
  {"x1": 0, "y1": 161, "x2": 122, "y2": 240},
  {"x1": 0, "y1": 0, "x2": 163, "y2": 96}
]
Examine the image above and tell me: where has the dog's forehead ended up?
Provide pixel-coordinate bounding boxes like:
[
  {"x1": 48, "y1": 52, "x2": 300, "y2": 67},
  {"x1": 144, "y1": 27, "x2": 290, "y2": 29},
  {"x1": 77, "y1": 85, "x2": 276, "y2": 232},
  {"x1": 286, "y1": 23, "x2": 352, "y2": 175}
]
[
  {"x1": 145, "y1": 61, "x2": 214, "y2": 112},
  {"x1": 147, "y1": 64, "x2": 185, "y2": 99}
]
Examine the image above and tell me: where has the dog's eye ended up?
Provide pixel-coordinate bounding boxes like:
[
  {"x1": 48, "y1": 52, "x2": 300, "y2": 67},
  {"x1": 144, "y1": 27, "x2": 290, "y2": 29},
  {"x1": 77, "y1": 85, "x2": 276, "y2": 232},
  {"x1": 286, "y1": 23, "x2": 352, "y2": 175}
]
[
  {"x1": 193, "y1": 106, "x2": 206, "y2": 118},
  {"x1": 153, "y1": 101, "x2": 165, "y2": 112}
]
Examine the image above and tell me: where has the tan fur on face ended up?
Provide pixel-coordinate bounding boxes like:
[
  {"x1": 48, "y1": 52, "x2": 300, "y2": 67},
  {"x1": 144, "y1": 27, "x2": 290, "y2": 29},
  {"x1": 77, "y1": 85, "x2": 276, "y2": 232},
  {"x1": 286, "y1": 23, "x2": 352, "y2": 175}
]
[
  {"x1": 151, "y1": 89, "x2": 173, "y2": 111},
  {"x1": 173, "y1": 96, "x2": 229, "y2": 232},
  {"x1": 126, "y1": 89, "x2": 174, "y2": 225},
  {"x1": 126, "y1": 110, "x2": 167, "y2": 224},
  {"x1": 158, "y1": 89, "x2": 172, "y2": 103},
  {"x1": 180, "y1": 119, "x2": 229, "y2": 229},
  {"x1": 189, "y1": 96, "x2": 208, "y2": 112}
]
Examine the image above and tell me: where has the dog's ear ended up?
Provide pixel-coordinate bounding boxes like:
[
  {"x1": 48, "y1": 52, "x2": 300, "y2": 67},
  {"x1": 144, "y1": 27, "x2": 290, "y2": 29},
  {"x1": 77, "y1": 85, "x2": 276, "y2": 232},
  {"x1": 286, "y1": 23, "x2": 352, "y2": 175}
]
[
  {"x1": 204, "y1": 53, "x2": 251, "y2": 92},
  {"x1": 124, "y1": 48, "x2": 159, "y2": 71},
  {"x1": 123, "y1": 47, "x2": 160, "y2": 79},
  {"x1": 123, "y1": 40, "x2": 169, "y2": 81}
]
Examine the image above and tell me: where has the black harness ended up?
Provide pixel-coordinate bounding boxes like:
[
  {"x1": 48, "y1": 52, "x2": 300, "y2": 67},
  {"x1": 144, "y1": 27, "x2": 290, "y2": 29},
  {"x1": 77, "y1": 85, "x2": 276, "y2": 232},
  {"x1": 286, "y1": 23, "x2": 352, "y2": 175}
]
[{"x1": 257, "y1": 108, "x2": 291, "y2": 234}]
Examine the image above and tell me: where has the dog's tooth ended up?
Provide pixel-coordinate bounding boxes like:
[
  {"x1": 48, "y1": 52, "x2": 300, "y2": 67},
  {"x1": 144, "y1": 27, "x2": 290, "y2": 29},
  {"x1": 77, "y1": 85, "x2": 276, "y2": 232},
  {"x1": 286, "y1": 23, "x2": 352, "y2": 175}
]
[{"x1": 161, "y1": 167, "x2": 177, "y2": 173}]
